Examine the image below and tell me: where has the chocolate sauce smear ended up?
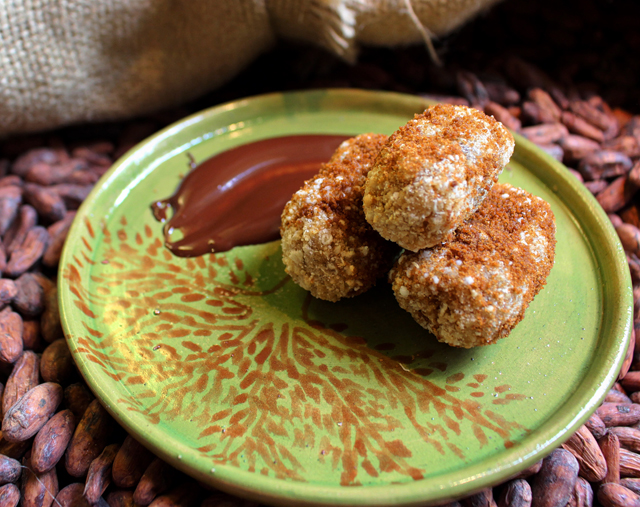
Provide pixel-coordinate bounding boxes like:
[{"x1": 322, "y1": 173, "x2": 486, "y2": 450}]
[{"x1": 151, "y1": 134, "x2": 350, "y2": 257}]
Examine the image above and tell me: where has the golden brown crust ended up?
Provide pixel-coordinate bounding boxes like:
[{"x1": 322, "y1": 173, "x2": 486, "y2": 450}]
[
  {"x1": 280, "y1": 133, "x2": 397, "y2": 301},
  {"x1": 363, "y1": 104, "x2": 515, "y2": 252},
  {"x1": 390, "y1": 183, "x2": 556, "y2": 348}
]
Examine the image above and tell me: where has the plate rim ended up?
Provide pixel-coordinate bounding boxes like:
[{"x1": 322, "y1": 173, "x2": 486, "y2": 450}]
[{"x1": 58, "y1": 88, "x2": 633, "y2": 506}]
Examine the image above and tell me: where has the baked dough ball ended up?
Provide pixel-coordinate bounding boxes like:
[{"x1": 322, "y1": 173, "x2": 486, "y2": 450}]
[
  {"x1": 363, "y1": 103, "x2": 515, "y2": 252},
  {"x1": 390, "y1": 183, "x2": 555, "y2": 348},
  {"x1": 281, "y1": 133, "x2": 397, "y2": 302}
]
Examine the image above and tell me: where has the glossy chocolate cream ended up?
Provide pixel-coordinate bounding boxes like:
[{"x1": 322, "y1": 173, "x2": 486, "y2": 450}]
[{"x1": 151, "y1": 135, "x2": 350, "y2": 257}]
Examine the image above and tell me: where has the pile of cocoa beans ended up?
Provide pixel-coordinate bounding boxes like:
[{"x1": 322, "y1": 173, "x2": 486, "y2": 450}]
[{"x1": 1, "y1": 0, "x2": 640, "y2": 506}]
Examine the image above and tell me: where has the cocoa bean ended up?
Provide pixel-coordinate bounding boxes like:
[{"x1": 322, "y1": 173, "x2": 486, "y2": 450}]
[
  {"x1": 0, "y1": 309, "x2": 23, "y2": 364},
  {"x1": 585, "y1": 413, "x2": 606, "y2": 439},
  {"x1": 629, "y1": 162, "x2": 640, "y2": 189},
  {"x1": 604, "y1": 136, "x2": 640, "y2": 158},
  {"x1": 0, "y1": 186, "x2": 23, "y2": 237},
  {"x1": 0, "y1": 176, "x2": 22, "y2": 189},
  {"x1": 31, "y1": 409, "x2": 76, "y2": 473},
  {"x1": 558, "y1": 135, "x2": 601, "y2": 161},
  {"x1": 522, "y1": 101, "x2": 557, "y2": 125},
  {"x1": 2, "y1": 350, "x2": 40, "y2": 416},
  {"x1": 63, "y1": 383, "x2": 94, "y2": 422},
  {"x1": 0, "y1": 483, "x2": 19, "y2": 507},
  {"x1": 597, "y1": 403, "x2": 640, "y2": 427},
  {"x1": 2, "y1": 382, "x2": 62, "y2": 442},
  {"x1": 23, "y1": 184, "x2": 66, "y2": 223},
  {"x1": 21, "y1": 320, "x2": 43, "y2": 352},
  {"x1": 569, "y1": 170, "x2": 585, "y2": 183},
  {"x1": 610, "y1": 213, "x2": 625, "y2": 228},
  {"x1": 43, "y1": 211, "x2": 76, "y2": 268},
  {"x1": 497, "y1": 479, "x2": 532, "y2": 507},
  {"x1": 66, "y1": 170, "x2": 100, "y2": 186},
  {"x1": 107, "y1": 490, "x2": 139, "y2": 507},
  {"x1": 40, "y1": 339, "x2": 75, "y2": 385},
  {"x1": 597, "y1": 176, "x2": 637, "y2": 214},
  {"x1": 0, "y1": 239, "x2": 6, "y2": 275},
  {"x1": 462, "y1": 488, "x2": 496, "y2": 507},
  {"x1": 549, "y1": 86, "x2": 570, "y2": 110},
  {"x1": 65, "y1": 399, "x2": 114, "y2": 478},
  {"x1": 621, "y1": 478, "x2": 640, "y2": 495},
  {"x1": 616, "y1": 225, "x2": 640, "y2": 258},
  {"x1": 41, "y1": 287, "x2": 63, "y2": 344},
  {"x1": 4, "y1": 226, "x2": 49, "y2": 278},
  {"x1": 530, "y1": 448, "x2": 579, "y2": 507},
  {"x1": 21, "y1": 452, "x2": 58, "y2": 507},
  {"x1": 622, "y1": 371, "x2": 640, "y2": 393},
  {"x1": 608, "y1": 389, "x2": 634, "y2": 404},
  {"x1": 3, "y1": 205, "x2": 37, "y2": 257},
  {"x1": 72, "y1": 143, "x2": 114, "y2": 161},
  {"x1": 562, "y1": 111, "x2": 605, "y2": 142},
  {"x1": 11, "y1": 148, "x2": 63, "y2": 178},
  {"x1": 112, "y1": 434, "x2": 155, "y2": 488},
  {"x1": 600, "y1": 431, "x2": 621, "y2": 484},
  {"x1": 520, "y1": 123, "x2": 568, "y2": 145},
  {"x1": 55, "y1": 482, "x2": 90, "y2": 507},
  {"x1": 84, "y1": 443, "x2": 119, "y2": 504},
  {"x1": 578, "y1": 151, "x2": 633, "y2": 181},
  {"x1": 0, "y1": 454, "x2": 21, "y2": 485},
  {"x1": 485, "y1": 101, "x2": 522, "y2": 131},
  {"x1": 31, "y1": 273, "x2": 54, "y2": 293},
  {"x1": 584, "y1": 180, "x2": 608, "y2": 195},
  {"x1": 562, "y1": 425, "x2": 607, "y2": 481},
  {"x1": 508, "y1": 106, "x2": 521, "y2": 118},
  {"x1": 25, "y1": 160, "x2": 81, "y2": 187},
  {"x1": 621, "y1": 336, "x2": 636, "y2": 380},
  {"x1": 147, "y1": 481, "x2": 203, "y2": 507},
  {"x1": 538, "y1": 144, "x2": 564, "y2": 161},
  {"x1": 612, "y1": 427, "x2": 640, "y2": 453},
  {"x1": 620, "y1": 448, "x2": 640, "y2": 477},
  {"x1": 484, "y1": 81, "x2": 520, "y2": 106},
  {"x1": 622, "y1": 116, "x2": 640, "y2": 137},
  {"x1": 456, "y1": 70, "x2": 490, "y2": 109},
  {"x1": 12, "y1": 273, "x2": 45, "y2": 318},
  {"x1": 508, "y1": 460, "x2": 544, "y2": 480},
  {"x1": 611, "y1": 382, "x2": 627, "y2": 394},
  {"x1": 567, "y1": 477, "x2": 593, "y2": 507},
  {"x1": 598, "y1": 483, "x2": 640, "y2": 507},
  {"x1": 0, "y1": 279, "x2": 17, "y2": 306},
  {"x1": 0, "y1": 433, "x2": 32, "y2": 460},
  {"x1": 528, "y1": 88, "x2": 562, "y2": 122},
  {"x1": 570, "y1": 100, "x2": 617, "y2": 132},
  {"x1": 50, "y1": 185, "x2": 91, "y2": 210},
  {"x1": 134, "y1": 458, "x2": 175, "y2": 506}
]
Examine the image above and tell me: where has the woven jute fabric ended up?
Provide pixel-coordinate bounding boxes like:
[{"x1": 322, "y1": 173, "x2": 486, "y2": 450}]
[{"x1": 0, "y1": 0, "x2": 501, "y2": 137}]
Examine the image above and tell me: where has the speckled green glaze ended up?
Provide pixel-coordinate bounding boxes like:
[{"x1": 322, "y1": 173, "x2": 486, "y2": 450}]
[{"x1": 59, "y1": 89, "x2": 633, "y2": 507}]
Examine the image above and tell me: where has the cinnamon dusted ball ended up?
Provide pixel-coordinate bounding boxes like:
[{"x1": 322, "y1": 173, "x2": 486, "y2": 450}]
[
  {"x1": 280, "y1": 133, "x2": 397, "y2": 302},
  {"x1": 390, "y1": 183, "x2": 556, "y2": 348},
  {"x1": 363, "y1": 103, "x2": 515, "y2": 252}
]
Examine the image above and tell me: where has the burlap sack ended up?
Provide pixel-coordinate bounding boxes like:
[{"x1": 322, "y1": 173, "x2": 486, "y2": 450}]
[{"x1": 0, "y1": 0, "x2": 502, "y2": 137}]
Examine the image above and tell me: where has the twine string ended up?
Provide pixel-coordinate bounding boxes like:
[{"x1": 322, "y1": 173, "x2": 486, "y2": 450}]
[{"x1": 402, "y1": 0, "x2": 442, "y2": 66}]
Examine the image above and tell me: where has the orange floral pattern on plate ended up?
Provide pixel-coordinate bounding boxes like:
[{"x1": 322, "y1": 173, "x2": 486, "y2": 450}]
[{"x1": 63, "y1": 215, "x2": 530, "y2": 486}]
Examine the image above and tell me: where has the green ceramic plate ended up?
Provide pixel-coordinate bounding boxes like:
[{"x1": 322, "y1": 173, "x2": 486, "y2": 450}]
[{"x1": 59, "y1": 89, "x2": 633, "y2": 506}]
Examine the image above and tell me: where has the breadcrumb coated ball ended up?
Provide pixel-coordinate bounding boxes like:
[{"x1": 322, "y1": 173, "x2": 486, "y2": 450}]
[
  {"x1": 281, "y1": 133, "x2": 397, "y2": 302},
  {"x1": 390, "y1": 183, "x2": 556, "y2": 348},
  {"x1": 363, "y1": 103, "x2": 515, "y2": 252}
]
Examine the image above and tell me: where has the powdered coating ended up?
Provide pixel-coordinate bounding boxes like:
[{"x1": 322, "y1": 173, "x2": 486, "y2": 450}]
[
  {"x1": 363, "y1": 103, "x2": 515, "y2": 252},
  {"x1": 281, "y1": 133, "x2": 396, "y2": 301},
  {"x1": 390, "y1": 183, "x2": 556, "y2": 348}
]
